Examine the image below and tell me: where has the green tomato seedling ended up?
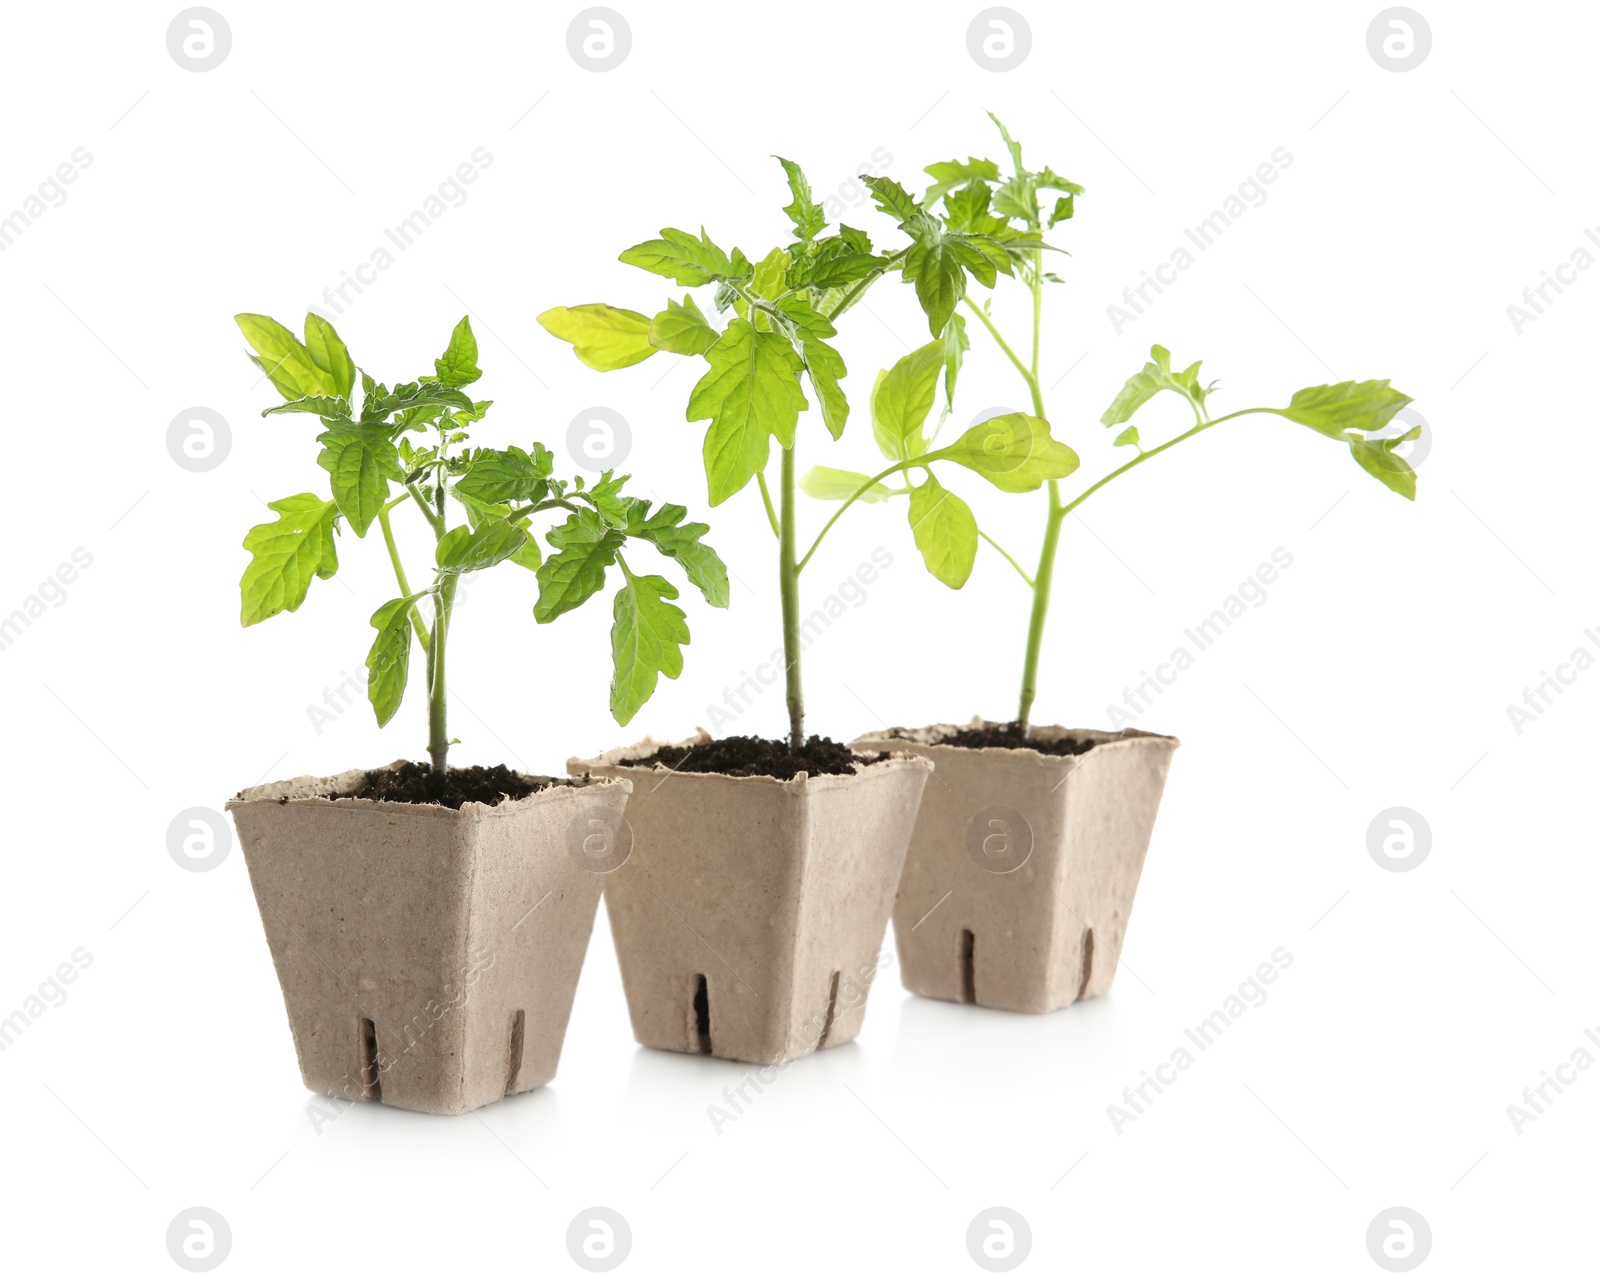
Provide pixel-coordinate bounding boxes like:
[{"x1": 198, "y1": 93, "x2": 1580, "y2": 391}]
[
  {"x1": 235, "y1": 312, "x2": 728, "y2": 774},
  {"x1": 804, "y1": 114, "x2": 1418, "y2": 728},
  {"x1": 540, "y1": 157, "x2": 1080, "y2": 747}
]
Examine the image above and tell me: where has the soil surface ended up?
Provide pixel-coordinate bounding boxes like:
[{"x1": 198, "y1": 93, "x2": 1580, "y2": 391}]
[
  {"x1": 930, "y1": 722, "x2": 1099, "y2": 756},
  {"x1": 629, "y1": 734, "x2": 883, "y2": 780},
  {"x1": 332, "y1": 762, "x2": 564, "y2": 808}
]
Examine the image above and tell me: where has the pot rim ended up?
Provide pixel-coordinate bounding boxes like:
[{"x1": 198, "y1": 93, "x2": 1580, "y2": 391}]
[
  {"x1": 226, "y1": 761, "x2": 631, "y2": 818},
  {"x1": 851, "y1": 717, "x2": 1180, "y2": 762},
  {"x1": 569, "y1": 729, "x2": 934, "y2": 789}
]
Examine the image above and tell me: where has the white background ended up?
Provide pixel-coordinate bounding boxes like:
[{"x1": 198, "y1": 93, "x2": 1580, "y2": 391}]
[{"x1": 1, "y1": 0, "x2": 1593, "y2": 1274}]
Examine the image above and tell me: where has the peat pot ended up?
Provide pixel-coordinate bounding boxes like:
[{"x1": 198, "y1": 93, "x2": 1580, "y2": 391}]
[
  {"x1": 569, "y1": 735, "x2": 934, "y2": 1065},
  {"x1": 227, "y1": 765, "x2": 629, "y2": 1115},
  {"x1": 852, "y1": 722, "x2": 1179, "y2": 1014}
]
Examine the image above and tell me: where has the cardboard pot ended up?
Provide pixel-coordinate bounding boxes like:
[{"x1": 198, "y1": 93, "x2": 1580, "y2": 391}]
[
  {"x1": 226, "y1": 765, "x2": 629, "y2": 1115},
  {"x1": 569, "y1": 734, "x2": 934, "y2": 1065},
  {"x1": 852, "y1": 721, "x2": 1179, "y2": 1015}
]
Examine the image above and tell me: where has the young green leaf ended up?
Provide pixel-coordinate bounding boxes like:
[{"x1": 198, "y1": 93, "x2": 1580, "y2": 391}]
[
  {"x1": 303, "y1": 314, "x2": 356, "y2": 400},
  {"x1": 1348, "y1": 428, "x2": 1420, "y2": 500},
  {"x1": 434, "y1": 316, "x2": 482, "y2": 387},
  {"x1": 535, "y1": 510, "x2": 626, "y2": 622},
  {"x1": 262, "y1": 395, "x2": 353, "y2": 420},
  {"x1": 923, "y1": 157, "x2": 1002, "y2": 205},
  {"x1": 907, "y1": 475, "x2": 978, "y2": 588},
  {"x1": 575, "y1": 471, "x2": 633, "y2": 528},
  {"x1": 436, "y1": 520, "x2": 529, "y2": 573},
  {"x1": 366, "y1": 593, "x2": 424, "y2": 727},
  {"x1": 1281, "y1": 381, "x2": 1412, "y2": 440},
  {"x1": 872, "y1": 340, "x2": 945, "y2": 461},
  {"x1": 776, "y1": 157, "x2": 826, "y2": 242},
  {"x1": 610, "y1": 572, "x2": 689, "y2": 726},
  {"x1": 860, "y1": 175, "x2": 922, "y2": 224},
  {"x1": 316, "y1": 424, "x2": 406, "y2": 537},
  {"x1": 618, "y1": 227, "x2": 735, "y2": 286},
  {"x1": 942, "y1": 312, "x2": 969, "y2": 413},
  {"x1": 1100, "y1": 345, "x2": 1209, "y2": 426},
  {"x1": 1113, "y1": 425, "x2": 1141, "y2": 449},
  {"x1": 453, "y1": 445, "x2": 554, "y2": 505},
  {"x1": 687, "y1": 318, "x2": 809, "y2": 505},
  {"x1": 779, "y1": 299, "x2": 850, "y2": 439},
  {"x1": 537, "y1": 304, "x2": 656, "y2": 371},
  {"x1": 240, "y1": 494, "x2": 340, "y2": 626},
  {"x1": 800, "y1": 466, "x2": 894, "y2": 503},
  {"x1": 648, "y1": 295, "x2": 718, "y2": 356},
  {"x1": 626, "y1": 503, "x2": 730, "y2": 607},
  {"x1": 236, "y1": 314, "x2": 346, "y2": 401},
  {"x1": 930, "y1": 413, "x2": 1080, "y2": 493}
]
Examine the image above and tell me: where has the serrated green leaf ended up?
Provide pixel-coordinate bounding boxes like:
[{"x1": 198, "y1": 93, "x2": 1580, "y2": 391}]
[
  {"x1": 534, "y1": 510, "x2": 625, "y2": 622},
  {"x1": 360, "y1": 380, "x2": 476, "y2": 424},
  {"x1": 576, "y1": 470, "x2": 632, "y2": 528},
  {"x1": 316, "y1": 424, "x2": 405, "y2": 536},
  {"x1": 1100, "y1": 345, "x2": 1209, "y2": 426},
  {"x1": 302, "y1": 314, "x2": 356, "y2": 399},
  {"x1": 366, "y1": 593, "x2": 424, "y2": 728},
  {"x1": 434, "y1": 315, "x2": 482, "y2": 387},
  {"x1": 236, "y1": 313, "x2": 344, "y2": 401},
  {"x1": 618, "y1": 227, "x2": 735, "y2": 286},
  {"x1": 627, "y1": 503, "x2": 730, "y2": 607},
  {"x1": 688, "y1": 318, "x2": 808, "y2": 506},
  {"x1": 436, "y1": 520, "x2": 529, "y2": 573},
  {"x1": 902, "y1": 235, "x2": 965, "y2": 338},
  {"x1": 240, "y1": 494, "x2": 339, "y2": 626},
  {"x1": 776, "y1": 156, "x2": 826, "y2": 241},
  {"x1": 537, "y1": 304, "x2": 656, "y2": 371},
  {"x1": 930, "y1": 413, "x2": 1080, "y2": 493},
  {"x1": 872, "y1": 340, "x2": 945, "y2": 461},
  {"x1": 1047, "y1": 194, "x2": 1076, "y2": 227},
  {"x1": 861, "y1": 174, "x2": 922, "y2": 223},
  {"x1": 609, "y1": 573, "x2": 688, "y2": 726},
  {"x1": 800, "y1": 466, "x2": 893, "y2": 503},
  {"x1": 1281, "y1": 381, "x2": 1413, "y2": 440},
  {"x1": 942, "y1": 311, "x2": 969, "y2": 413},
  {"x1": 454, "y1": 445, "x2": 553, "y2": 505},
  {"x1": 262, "y1": 395, "x2": 353, "y2": 420},
  {"x1": 907, "y1": 475, "x2": 977, "y2": 589},
  {"x1": 923, "y1": 157, "x2": 1001, "y2": 205},
  {"x1": 649, "y1": 294, "x2": 718, "y2": 356}
]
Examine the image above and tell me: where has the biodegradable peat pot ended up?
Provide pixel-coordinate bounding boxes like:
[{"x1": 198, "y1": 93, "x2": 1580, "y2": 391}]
[
  {"x1": 852, "y1": 721, "x2": 1179, "y2": 1015},
  {"x1": 226, "y1": 765, "x2": 629, "y2": 1115},
  {"x1": 568, "y1": 734, "x2": 935, "y2": 1065}
]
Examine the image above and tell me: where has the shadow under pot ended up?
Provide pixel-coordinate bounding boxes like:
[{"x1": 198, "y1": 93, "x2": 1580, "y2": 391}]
[
  {"x1": 226, "y1": 764, "x2": 628, "y2": 1115},
  {"x1": 569, "y1": 734, "x2": 934, "y2": 1065},
  {"x1": 851, "y1": 722, "x2": 1179, "y2": 1015}
]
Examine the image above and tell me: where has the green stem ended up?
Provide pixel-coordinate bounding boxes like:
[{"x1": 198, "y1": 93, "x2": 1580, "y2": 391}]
[
  {"x1": 963, "y1": 296, "x2": 1040, "y2": 403},
  {"x1": 1057, "y1": 409, "x2": 1274, "y2": 520},
  {"x1": 756, "y1": 470, "x2": 781, "y2": 539},
  {"x1": 796, "y1": 457, "x2": 922, "y2": 572},
  {"x1": 377, "y1": 500, "x2": 430, "y2": 651},
  {"x1": 978, "y1": 529, "x2": 1034, "y2": 587},
  {"x1": 779, "y1": 445, "x2": 804, "y2": 750},
  {"x1": 1014, "y1": 248, "x2": 1053, "y2": 731},
  {"x1": 1017, "y1": 500, "x2": 1062, "y2": 731},
  {"x1": 407, "y1": 482, "x2": 445, "y2": 537},
  {"x1": 427, "y1": 575, "x2": 457, "y2": 775},
  {"x1": 825, "y1": 247, "x2": 910, "y2": 322}
]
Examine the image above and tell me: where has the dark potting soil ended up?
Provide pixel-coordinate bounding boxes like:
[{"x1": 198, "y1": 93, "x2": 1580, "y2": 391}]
[
  {"x1": 333, "y1": 761, "x2": 565, "y2": 809},
  {"x1": 629, "y1": 734, "x2": 884, "y2": 780},
  {"x1": 931, "y1": 722, "x2": 1098, "y2": 756}
]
